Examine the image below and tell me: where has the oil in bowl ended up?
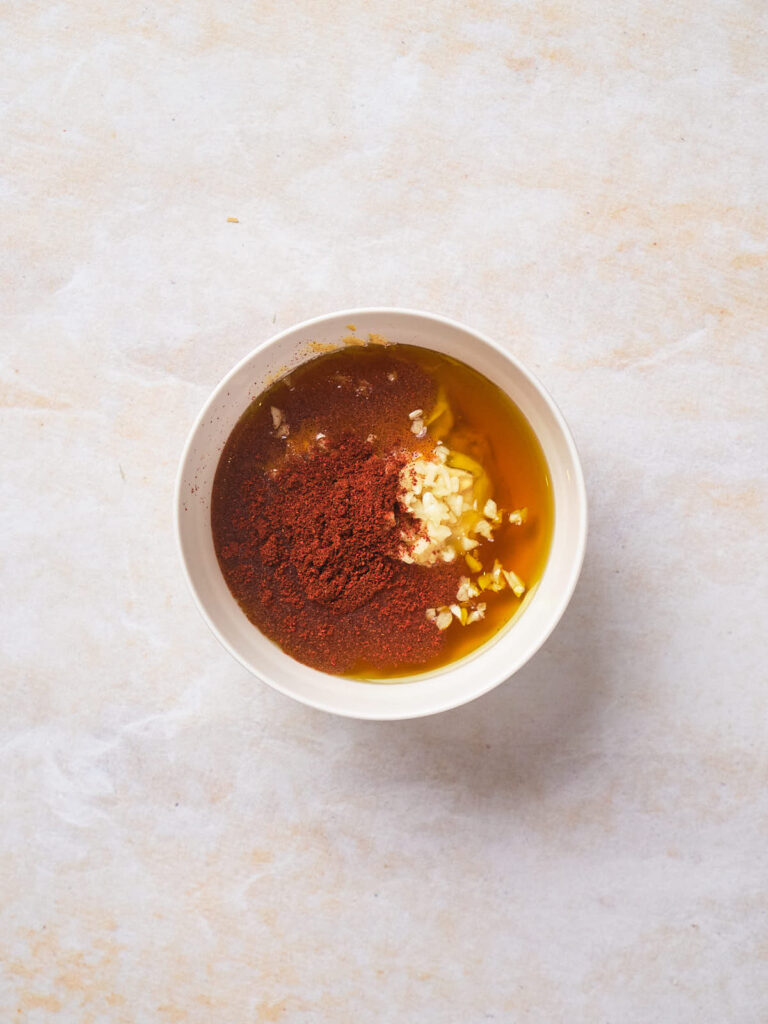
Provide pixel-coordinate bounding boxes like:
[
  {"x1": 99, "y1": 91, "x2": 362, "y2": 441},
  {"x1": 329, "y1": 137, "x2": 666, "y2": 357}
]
[{"x1": 211, "y1": 342, "x2": 553, "y2": 679}]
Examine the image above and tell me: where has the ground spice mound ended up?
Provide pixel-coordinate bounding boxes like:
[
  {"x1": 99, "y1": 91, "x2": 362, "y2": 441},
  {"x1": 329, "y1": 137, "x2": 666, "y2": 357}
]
[
  {"x1": 215, "y1": 435, "x2": 460, "y2": 674},
  {"x1": 266, "y1": 437, "x2": 402, "y2": 613}
]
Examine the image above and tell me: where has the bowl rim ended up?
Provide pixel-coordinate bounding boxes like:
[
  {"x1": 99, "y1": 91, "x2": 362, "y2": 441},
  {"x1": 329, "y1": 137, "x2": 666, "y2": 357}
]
[{"x1": 174, "y1": 306, "x2": 588, "y2": 719}]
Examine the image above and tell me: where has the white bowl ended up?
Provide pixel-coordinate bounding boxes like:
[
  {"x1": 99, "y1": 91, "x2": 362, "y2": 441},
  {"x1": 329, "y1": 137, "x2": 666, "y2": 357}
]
[{"x1": 175, "y1": 308, "x2": 587, "y2": 720}]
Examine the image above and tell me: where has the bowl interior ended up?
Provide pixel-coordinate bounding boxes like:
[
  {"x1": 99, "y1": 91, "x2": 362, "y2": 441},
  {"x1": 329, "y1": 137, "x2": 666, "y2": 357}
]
[{"x1": 176, "y1": 309, "x2": 586, "y2": 719}]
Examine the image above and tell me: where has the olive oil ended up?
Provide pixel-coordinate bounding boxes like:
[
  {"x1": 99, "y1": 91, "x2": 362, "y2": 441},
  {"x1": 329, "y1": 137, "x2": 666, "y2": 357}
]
[
  {"x1": 211, "y1": 343, "x2": 553, "y2": 679},
  {"x1": 352, "y1": 345, "x2": 553, "y2": 678}
]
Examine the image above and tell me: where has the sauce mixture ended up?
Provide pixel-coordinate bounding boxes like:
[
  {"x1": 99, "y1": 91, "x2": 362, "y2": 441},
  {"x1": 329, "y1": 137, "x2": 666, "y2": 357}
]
[{"x1": 211, "y1": 343, "x2": 553, "y2": 678}]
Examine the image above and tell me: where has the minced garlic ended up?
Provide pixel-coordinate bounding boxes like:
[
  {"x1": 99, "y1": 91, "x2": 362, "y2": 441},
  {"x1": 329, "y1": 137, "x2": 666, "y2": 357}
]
[
  {"x1": 271, "y1": 406, "x2": 290, "y2": 438},
  {"x1": 398, "y1": 447, "x2": 487, "y2": 566},
  {"x1": 466, "y1": 603, "x2": 486, "y2": 625},
  {"x1": 396, "y1": 412, "x2": 529, "y2": 634}
]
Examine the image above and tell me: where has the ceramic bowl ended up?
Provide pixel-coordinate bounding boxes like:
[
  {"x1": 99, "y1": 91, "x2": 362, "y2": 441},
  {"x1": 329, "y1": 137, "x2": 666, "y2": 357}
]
[{"x1": 175, "y1": 308, "x2": 587, "y2": 720}]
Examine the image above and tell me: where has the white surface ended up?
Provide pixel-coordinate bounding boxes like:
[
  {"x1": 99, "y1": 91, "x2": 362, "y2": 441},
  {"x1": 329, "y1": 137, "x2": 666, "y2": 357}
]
[
  {"x1": 177, "y1": 308, "x2": 587, "y2": 719},
  {"x1": 1, "y1": 1, "x2": 767, "y2": 1021}
]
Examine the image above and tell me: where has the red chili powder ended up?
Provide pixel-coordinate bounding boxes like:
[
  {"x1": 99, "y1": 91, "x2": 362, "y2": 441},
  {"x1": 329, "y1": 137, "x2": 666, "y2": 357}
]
[{"x1": 214, "y1": 435, "x2": 461, "y2": 674}]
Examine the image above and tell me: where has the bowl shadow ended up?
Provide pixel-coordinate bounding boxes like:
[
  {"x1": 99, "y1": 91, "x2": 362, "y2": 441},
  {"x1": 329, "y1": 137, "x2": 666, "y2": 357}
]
[{"x1": 330, "y1": 535, "x2": 609, "y2": 802}]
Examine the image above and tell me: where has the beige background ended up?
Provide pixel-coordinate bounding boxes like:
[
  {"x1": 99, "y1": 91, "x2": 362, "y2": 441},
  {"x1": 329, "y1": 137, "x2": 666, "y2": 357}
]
[{"x1": 2, "y1": 1, "x2": 767, "y2": 1021}]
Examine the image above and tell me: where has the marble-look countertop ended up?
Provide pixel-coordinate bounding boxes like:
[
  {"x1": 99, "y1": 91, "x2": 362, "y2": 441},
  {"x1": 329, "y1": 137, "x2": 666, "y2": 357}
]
[{"x1": 2, "y1": 2, "x2": 767, "y2": 1021}]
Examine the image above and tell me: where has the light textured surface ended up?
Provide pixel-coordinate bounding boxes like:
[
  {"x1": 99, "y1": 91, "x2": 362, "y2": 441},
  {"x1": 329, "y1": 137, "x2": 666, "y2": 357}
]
[{"x1": 2, "y1": 1, "x2": 767, "y2": 1021}]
